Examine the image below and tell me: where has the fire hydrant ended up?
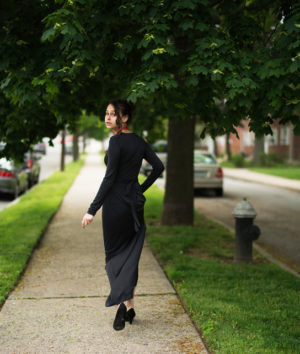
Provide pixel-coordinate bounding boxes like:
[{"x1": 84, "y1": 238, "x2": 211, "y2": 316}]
[{"x1": 232, "y1": 198, "x2": 261, "y2": 263}]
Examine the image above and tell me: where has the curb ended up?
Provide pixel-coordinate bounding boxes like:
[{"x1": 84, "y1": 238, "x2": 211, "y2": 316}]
[
  {"x1": 223, "y1": 168, "x2": 300, "y2": 193},
  {"x1": 204, "y1": 215, "x2": 300, "y2": 279}
]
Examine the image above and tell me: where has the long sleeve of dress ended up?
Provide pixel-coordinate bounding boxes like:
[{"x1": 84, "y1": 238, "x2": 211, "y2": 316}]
[
  {"x1": 87, "y1": 137, "x2": 120, "y2": 216},
  {"x1": 140, "y1": 142, "x2": 165, "y2": 193}
]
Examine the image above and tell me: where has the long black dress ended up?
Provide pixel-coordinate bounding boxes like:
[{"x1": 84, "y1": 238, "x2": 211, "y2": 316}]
[{"x1": 87, "y1": 132, "x2": 164, "y2": 307}]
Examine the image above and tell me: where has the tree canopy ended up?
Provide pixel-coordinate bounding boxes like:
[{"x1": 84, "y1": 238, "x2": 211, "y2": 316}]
[
  {"x1": 1, "y1": 1, "x2": 299, "y2": 160},
  {"x1": 0, "y1": 0, "x2": 299, "y2": 224}
]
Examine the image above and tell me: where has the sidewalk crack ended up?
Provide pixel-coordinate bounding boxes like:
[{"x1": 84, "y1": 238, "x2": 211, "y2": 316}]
[{"x1": 7, "y1": 292, "x2": 176, "y2": 301}]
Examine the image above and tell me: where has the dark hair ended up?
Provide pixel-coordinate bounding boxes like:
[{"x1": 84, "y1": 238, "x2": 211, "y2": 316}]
[{"x1": 107, "y1": 99, "x2": 135, "y2": 127}]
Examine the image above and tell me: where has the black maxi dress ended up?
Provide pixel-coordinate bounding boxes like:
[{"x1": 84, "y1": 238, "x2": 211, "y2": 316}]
[{"x1": 87, "y1": 132, "x2": 164, "y2": 307}]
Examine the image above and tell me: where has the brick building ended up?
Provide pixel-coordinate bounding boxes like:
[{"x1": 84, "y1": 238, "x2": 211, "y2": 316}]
[{"x1": 211, "y1": 119, "x2": 300, "y2": 161}]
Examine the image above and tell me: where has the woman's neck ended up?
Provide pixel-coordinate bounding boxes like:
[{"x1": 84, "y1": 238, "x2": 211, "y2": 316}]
[{"x1": 114, "y1": 124, "x2": 131, "y2": 135}]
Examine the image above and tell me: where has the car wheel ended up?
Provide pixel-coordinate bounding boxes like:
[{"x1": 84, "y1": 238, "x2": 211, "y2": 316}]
[{"x1": 215, "y1": 188, "x2": 223, "y2": 197}]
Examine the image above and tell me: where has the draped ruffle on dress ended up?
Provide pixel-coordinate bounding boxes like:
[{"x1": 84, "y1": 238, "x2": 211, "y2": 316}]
[{"x1": 87, "y1": 133, "x2": 164, "y2": 307}]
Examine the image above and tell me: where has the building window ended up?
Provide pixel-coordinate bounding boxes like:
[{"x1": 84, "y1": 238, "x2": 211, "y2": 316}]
[
  {"x1": 280, "y1": 126, "x2": 290, "y2": 146},
  {"x1": 216, "y1": 135, "x2": 225, "y2": 147},
  {"x1": 243, "y1": 131, "x2": 254, "y2": 146},
  {"x1": 267, "y1": 128, "x2": 278, "y2": 146}
]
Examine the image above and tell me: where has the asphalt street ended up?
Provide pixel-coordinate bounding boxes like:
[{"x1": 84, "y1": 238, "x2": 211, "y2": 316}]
[{"x1": 194, "y1": 177, "x2": 300, "y2": 271}]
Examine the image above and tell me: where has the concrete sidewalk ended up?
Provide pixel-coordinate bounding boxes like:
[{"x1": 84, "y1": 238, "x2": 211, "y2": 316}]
[
  {"x1": 223, "y1": 167, "x2": 300, "y2": 192},
  {"x1": 0, "y1": 149, "x2": 207, "y2": 353}
]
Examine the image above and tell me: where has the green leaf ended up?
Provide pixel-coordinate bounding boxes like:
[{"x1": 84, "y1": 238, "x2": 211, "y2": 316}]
[
  {"x1": 41, "y1": 28, "x2": 56, "y2": 42},
  {"x1": 16, "y1": 40, "x2": 28, "y2": 46},
  {"x1": 152, "y1": 48, "x2": 167, "y2": 55},
  {"x1": 179, "y1": 20, "x2": 194, "y2": 31},
  {"x1": 46, "y1": 82, "x2": 59, "y2": 95},
  {"x1": 186, "y1": 76, "x2": 199, "y2": 86},
  {"x1": 212, "y1": 69, "x2": 223, "y2": 75}
]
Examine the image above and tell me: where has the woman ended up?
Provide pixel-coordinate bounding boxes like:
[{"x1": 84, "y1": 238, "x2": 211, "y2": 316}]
[{"x1": 81, "y1": 99, "x2": 164, "y2": 331}]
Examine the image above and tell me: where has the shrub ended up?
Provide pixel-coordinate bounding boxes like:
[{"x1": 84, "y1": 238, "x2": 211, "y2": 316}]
[
  {"x1": 258, "y1": 152, "x2": 283, "y2": 166},
  {"x1": 231, "y1": 153, "x2": 245, "y2": 167}
]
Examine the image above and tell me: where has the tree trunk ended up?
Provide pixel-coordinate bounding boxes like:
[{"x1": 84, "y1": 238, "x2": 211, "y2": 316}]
[
  {"x1": 72, "y1": 131, "x2": 79, "y2": 161},
  {"x1": 252, "y1": 135, "x2": 264, "y2": 165},
  {"x1": 288, "y1": 125, "x2": 294, "y2": 163},
  {"x1": 161, "y1": 116, "x2": 195, "y2": 226},
  {"x1": 83, "y1": 133, "x2": 87, "y2": 153},
  {"x1": 60, "y1": 128, "x2": 65, "y2": 172},
  {"x1": 213, "y1": 137, "x2": 219, "y2": 157},
  {"x1": 226, "y1": 133, "x2": 232, "y2": 161}
]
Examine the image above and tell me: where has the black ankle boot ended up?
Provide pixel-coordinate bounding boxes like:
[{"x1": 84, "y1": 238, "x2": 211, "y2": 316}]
[
  {"x1": 113, "y1": 303, "x2": 126, "y2": 331},
  {"x1": 125, "y1": 308, "x2": 136, "y2": 324}
]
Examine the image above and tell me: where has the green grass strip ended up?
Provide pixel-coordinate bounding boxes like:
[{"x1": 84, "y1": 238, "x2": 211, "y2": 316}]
[
  {"x1": 249, "y1": 166, "x2": 300, "y2": 180},
  {"x1": 221, "y1": 161, "x2": 300, "y2": 180},
  {"x1": 144, "y1": 183, "x2": 300, "y2": 353},
  {"x1": 0, "y1": 158, "x2": 85, "y2": 306}
]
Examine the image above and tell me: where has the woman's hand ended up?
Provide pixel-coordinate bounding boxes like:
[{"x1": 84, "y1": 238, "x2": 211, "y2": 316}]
[{"x1": 81, "y1": 213, "x2": 94, "y2": 228}]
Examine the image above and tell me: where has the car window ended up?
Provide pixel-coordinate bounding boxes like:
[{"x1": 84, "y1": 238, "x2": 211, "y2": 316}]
[{"x1": 194, "y1": 153, "x2": 216, "y2": 164}]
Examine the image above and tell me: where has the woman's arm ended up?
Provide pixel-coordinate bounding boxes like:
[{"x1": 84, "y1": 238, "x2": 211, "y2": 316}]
[
  {"x1": 87, "y1": 136, "x2": 120, "y2": 216},
  {"x1": 140, "y1": 141, "x2": 165, "y2": 193}
]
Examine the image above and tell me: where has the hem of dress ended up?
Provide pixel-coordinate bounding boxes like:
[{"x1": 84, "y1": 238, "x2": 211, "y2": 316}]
[{"x1": 105, "y1": 287, "x2": 136, "y2": 307}]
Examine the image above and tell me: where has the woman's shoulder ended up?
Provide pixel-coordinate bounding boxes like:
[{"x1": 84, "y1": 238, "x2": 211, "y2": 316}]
[
  {"x1": 132, "y1": 133, "x2": 148, "y2": 146},
  {"x1": 119, "y1": 132, "x2": 145, "y2": 141},
  {"x1": 112, "y1": 132, "x2": 147, "y2": 148},
  {"x1": 108, "y1": 135, "x2": 122, "y2": 150}
]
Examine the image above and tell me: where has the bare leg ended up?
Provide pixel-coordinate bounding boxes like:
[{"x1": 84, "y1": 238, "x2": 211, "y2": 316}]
[{"x1": 125, "y1": 286, "x2": 136, "y2": 310}]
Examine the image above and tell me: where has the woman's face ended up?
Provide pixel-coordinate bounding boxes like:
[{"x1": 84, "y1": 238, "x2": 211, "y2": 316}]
[
  {"x1": 105, "y1": 104, "x2": 118, "y2": 130},
  {"x1": 105, "y1": 104, "x2": 128, "y2": 132}
]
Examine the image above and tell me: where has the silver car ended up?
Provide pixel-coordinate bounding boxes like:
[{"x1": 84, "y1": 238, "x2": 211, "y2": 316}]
[
  {"x1": 0, "y1": 157, "x2": 29, "y2": 198},
  {"x1": 194, "y1": 151, "x2": 223, "y2": 196},
  {"x1": 140, "y1": 143, "x2": 223, "y2": 196}
]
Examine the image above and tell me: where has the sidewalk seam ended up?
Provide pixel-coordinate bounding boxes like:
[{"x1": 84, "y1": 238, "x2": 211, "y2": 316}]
[{"x1": 7, "y1": 293, "x2": 176, "y2": 301}]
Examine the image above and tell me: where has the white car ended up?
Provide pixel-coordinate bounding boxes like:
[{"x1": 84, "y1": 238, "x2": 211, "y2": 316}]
[
  {"x1": 194, "y1": 151, "x2": 223, "y2": 196},
  {"x1": 140, "y1": 143, "x2": 223, "y2": 196}
]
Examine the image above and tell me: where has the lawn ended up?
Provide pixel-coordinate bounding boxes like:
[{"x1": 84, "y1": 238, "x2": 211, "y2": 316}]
[
  {"x1": 143, "y1": 183, "x2": 300, "y2": 353},
  {"x1": 250, "y1": 166, "x2": 300, "y2": 180},
  {"x1": 0, "y1": 158, "x2": 85, "y2": 307},
  {"x1": 220, "y1": 161, "x2": 300, "y2": 180}
]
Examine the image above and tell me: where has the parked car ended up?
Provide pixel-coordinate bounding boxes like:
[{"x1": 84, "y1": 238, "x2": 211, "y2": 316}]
[
  {"x1": 140, "y1": 142, "x2": 223, "y2": 196},
  {"x1": 23, "y1": 152, "x2": 41, "y2": 187},
  {"x1": 140, "y1": 140, "x2": 167, "y2": 176},
  {"x1": 59, "y1": 134, "x2": 73, "y2": 154},
  {"x1": 0, "y1": 157, "x2": 29, "y2": 199},
  {"x1": 33, "y1": 141, "x2": 47, "y2": 155},
  {"x1": 63, "y1": 135, "x2": 73, "y2": 155},
  {"x1": 194, "y1": 151, "x2": 223, "y2": 196}
]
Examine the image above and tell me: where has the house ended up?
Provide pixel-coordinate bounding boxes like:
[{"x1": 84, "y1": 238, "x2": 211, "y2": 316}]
[{"x1": 206, "y1": 119, "x2": 300, "y2": 161}]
